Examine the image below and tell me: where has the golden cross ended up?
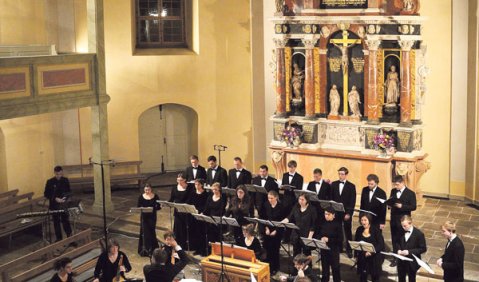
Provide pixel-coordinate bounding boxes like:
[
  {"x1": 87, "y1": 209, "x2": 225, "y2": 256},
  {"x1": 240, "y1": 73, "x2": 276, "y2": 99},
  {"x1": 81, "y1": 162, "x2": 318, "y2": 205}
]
[{"x1": 330, "y1": 30, "x2": 361, "y2": 116}]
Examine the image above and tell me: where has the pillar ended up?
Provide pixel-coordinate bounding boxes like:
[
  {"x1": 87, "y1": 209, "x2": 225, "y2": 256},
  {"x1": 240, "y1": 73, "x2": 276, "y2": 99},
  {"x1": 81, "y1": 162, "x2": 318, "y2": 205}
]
[
  {"x1": 366, "y1": 39, "x2": 381, "y2": 124},
  {"x1": 399, "y1": 40, "x2": 415, "y2": 127},
  {"x1": 303, "y1": 38, "x2": 318, "y2": 119},
  {"x1": 274, "y1": 38, "x2": 288, "y2": 117}
]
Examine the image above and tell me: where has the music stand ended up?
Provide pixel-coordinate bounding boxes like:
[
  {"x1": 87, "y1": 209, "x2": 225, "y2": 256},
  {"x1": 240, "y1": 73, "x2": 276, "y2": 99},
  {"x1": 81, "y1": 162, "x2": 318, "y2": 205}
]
[
  {"x1": 301, "y1": 237, "x2": 330, "y2": 251},
  {"x1": 354, "y1": 209, "x2": 377, "y2": 217},
  {"x1": 192, "y1": 213, "x2": 217, "y2": 256},
  {"x1": 172, "y1": 203, "x2": 198, "y2": 251},
  {"x1": 244, "y1": 184, "x2": 268, "y2": 195},
  {"x1": 269, "y1": 220, "x2": 299, "y2": 274},
  {"x1": 157, "y1": 200, "x2": 175, "y2": 229},
  {"x1": 318, "y1": 200, "x2": 345, "y2": 212},
  {"x1": 279, "y1": 184, "x2": 296, "y2": 195},
  {"x1": 294, "y1": 189, "x2": 320, "y2": 202},
  {"x1": 130, "y1": 207, "x2": 153, "y2": 256},
  {"x1": 348, "y1": 240, "x2": 376, "y2": 253},
  {"x1": 221, "y1": 187, "x2": 237, "y2": 197},
  {"x1": 212, "y1": 215, "x2": 236, "y2": 282}
]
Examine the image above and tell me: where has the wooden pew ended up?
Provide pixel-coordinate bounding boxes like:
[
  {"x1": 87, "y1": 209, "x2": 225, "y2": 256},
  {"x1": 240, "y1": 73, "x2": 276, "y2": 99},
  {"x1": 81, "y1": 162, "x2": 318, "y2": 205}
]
[
  {"x1": 63, "y1": 160, "x2": 147, "y2": 190},
  {"x1": 0, "y1": 189, "x2": 19, "y2": 200},
  {"x1": 0, "y1": 228, "x2": 101, "y2": 282},
  {"x1": 0, "y1": 192, "x2": 34, "y2": 207}
]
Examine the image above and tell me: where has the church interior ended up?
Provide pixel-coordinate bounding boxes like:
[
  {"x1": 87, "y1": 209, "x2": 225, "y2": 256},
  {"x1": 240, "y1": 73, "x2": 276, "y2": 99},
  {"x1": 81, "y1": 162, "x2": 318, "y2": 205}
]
[{"x1": 0, "y1": 0, "x2": 478, "y2": 281}]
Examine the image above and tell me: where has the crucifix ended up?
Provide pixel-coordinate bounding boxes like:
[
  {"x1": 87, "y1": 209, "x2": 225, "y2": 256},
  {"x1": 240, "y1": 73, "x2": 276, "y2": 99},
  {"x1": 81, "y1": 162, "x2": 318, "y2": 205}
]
[{"x1": 330, "y1": 30, "x2": 361, "y2": 116}]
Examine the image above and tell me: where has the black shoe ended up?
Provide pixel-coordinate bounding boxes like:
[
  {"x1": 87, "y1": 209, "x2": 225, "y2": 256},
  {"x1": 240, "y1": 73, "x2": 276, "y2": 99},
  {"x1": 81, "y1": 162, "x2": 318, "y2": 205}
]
[{"x1": 389, "y1": 259, "x2": 398, "y2": 267}]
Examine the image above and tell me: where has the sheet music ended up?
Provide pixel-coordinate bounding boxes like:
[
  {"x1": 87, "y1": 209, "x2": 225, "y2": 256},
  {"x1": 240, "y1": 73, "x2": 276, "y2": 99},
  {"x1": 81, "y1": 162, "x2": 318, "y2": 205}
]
[
  {"x1": 380, "y1": 252, "x2": 413, "y2": 261},
  {"x1": 412, "y1": 254, "x2": 435, "y2": 274},
  {"x1": 301, "y1": 237, "x2": 330, "y2": 250},
  {"x1": 348, "y1": 240, "x2": 376, "y2": 253},
  {"x1": 354, "y1": 208, "x2": 377, "y2": 217},
  {"x1": 375, "y1": 197, "x2": 386, "y2": 204},
  {"x1": 250, "y1": 272, "x2": 257, "y2": 282}
]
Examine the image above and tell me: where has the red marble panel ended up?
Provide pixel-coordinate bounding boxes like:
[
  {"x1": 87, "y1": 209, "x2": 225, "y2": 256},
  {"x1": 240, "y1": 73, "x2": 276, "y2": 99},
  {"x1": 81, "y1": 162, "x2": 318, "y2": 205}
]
[
  {"x1": 0, "y1": 73, "x2": 26, "y2": 93},
  {"x1": 42, "y1": 68, "x2": 86, "y2": 88}
]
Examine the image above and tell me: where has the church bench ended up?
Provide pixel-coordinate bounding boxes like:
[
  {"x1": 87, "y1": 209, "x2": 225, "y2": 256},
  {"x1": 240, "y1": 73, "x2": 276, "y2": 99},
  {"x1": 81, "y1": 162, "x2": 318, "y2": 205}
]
[
  {"x1": 0, "y1": 189, "x2": 19, "y2": 200},
  {"x1": 0, "y1": 228, "x2": 101, "y2": 282},
  {"x1": 63, "y1": 160, "x2": 147, "y2": 190},
  {"x1": 0, "y1": 192, "x2": 34, "y2": 207}
]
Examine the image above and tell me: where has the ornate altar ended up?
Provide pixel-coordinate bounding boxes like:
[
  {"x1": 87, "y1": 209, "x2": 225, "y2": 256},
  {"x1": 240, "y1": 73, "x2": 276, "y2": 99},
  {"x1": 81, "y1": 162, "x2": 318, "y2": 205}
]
[
  {"x1": 201, "y1": 243, "x2": 270, "y2": 282},
  {"x1": 269, "y1": 0, "x2": 429, "y2": 197}
]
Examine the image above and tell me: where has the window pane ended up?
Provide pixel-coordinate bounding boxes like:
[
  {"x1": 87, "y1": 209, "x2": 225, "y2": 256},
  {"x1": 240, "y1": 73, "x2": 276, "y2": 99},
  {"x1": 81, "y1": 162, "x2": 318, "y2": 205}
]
[
  {"x1": 162, "y1": 0, "x2": 182, "y2": 17},
  {"x1": 139, "y1": 19, "x2": 160, "y2": 43},
  {"x1": 163, "y1": 20, "x2": 183, "y2": 42},
  {"x1": 139, "y1": 0, "x2": 159, "y2": 16}
]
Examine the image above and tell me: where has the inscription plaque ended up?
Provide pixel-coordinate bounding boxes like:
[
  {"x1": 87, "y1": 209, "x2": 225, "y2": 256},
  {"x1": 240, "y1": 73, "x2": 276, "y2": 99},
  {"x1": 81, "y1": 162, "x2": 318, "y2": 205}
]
[{"x1": 320, "y1": 0, "x2": 368, "y2": 9}]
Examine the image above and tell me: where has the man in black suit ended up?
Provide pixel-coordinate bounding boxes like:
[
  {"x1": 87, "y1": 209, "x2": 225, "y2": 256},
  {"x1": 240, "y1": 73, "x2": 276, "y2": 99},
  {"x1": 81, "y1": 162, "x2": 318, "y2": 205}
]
[
  {"x1": 143, "y1": 237, "x2": 189, "y2": 282},
  {"x1": 388, "y1": 175, "x2": 417, "y2": 266},
  {"x1": 228, "y1": 157, "x2": 252, "y2": 189},
  {"x1": 184, "y1": 155, "x2": 207, "y2": 182},
  {"x1": 331, "y1": 167, "x2": 356, "y2": 258},
  {"x1": 306, "y1": 168, "x2": 331, "y2": 227},
  {"x1": 437, "y1": 221, "x2": 465, "y2": 282},
  {"x1": 205, "y1": 155, "x2": 228, "y2": 187},
  {"x1": 252, "y1": 165, "x2": 279, "y2": 218},
  {"x1": 359, "y1": 174, "x2": 387, "y2": 231},
  {"x1": 281, "y1": 160, "x2": 303, "y2": 243},
  {"x1": 396, "y1": 215, "x2": 427, "y2": 282}
]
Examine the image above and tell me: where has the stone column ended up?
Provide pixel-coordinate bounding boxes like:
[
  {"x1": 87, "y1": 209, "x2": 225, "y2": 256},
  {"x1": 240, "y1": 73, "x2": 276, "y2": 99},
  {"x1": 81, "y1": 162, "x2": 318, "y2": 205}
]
[
  {"x1": 303, "y1": 38, "x2": 318, "y2": 119},
  {"x1": 399, "y1": 40, "x2": 415, "y2": 127},
  {"x1": 88, "y1": 0, "x2": 114, "y2": 213},
  {"x1": 366, "y1": 39, "x2": 381, "y2": 124},
  {"x1": 274, "y1": 38, "x2": 288, "y2": 117}
]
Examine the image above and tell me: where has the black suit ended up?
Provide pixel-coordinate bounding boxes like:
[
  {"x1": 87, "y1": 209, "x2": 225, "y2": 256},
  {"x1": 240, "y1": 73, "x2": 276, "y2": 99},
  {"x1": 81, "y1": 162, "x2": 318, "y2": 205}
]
[
  {"x1": 359, "y1": 186, "x2": 387, "y2": 228},
  {"x1": 306, "y1": 180, "x2": 331, "y2": 228},
  {"x1": 44, "y1": 176, "x2": 72, "y2": 241},
  {"x1": 252, "y1": 175, "x2": 278, "y2": 217},
  {"x1": 389, "y1": 187, "x2": 417, "y2": 252},
  {"x1": 228, "y1": 168, "x2": 252, "y2": 188},
  {"x1": 184, "y1": 165, "x2": 207, "y2": 182},
  {"x1": 281, "y1": 172, "x2": 303, "y2": 242},
  {"x1": 331, "y1": 180, "x2": 356, "y2": 252},
  {"x1": 395, "y1": 227, "x2": 427, "y2": 282},
  {"x1": 441, "y1": 236, "x2": 465, "y2": 282},
  {"x1": 206, "y1": 166, "x2": 228, "y2": 187},
  {"x1": 143, "y1": 248, "x2": 188, "y2": 282}
]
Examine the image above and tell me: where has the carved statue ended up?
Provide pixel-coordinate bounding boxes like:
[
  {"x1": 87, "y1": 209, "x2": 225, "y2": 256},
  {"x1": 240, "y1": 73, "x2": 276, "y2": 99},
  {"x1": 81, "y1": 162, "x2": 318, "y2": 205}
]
[
  {"x1": 348, "y1": 85, "x2": 361, "y2": 117},
  {"x1": 292, "y1": 62, "x2": 304, "y2": 99},
  {"x1": 329, "y1": 84, "x2": 340, "y2": 116},
  {"x1": 385, "y1": 65, "x2": 400, "y2": 104},
  {"x1": 403, "y1": 0, "x2": 414, "y2": 11},
  {"x1": 339, "y1": 45, "x2": 349, "y2": 74},
  {"x1": 275, "y1": 0, "x2": 284, "y2": 13}
]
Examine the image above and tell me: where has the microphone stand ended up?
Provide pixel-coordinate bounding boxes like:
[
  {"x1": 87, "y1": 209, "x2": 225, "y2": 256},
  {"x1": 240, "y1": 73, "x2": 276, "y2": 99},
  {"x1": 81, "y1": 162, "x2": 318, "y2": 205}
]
[{"x1": 213, "y1": 145, "x2": 227, "y2": 167}]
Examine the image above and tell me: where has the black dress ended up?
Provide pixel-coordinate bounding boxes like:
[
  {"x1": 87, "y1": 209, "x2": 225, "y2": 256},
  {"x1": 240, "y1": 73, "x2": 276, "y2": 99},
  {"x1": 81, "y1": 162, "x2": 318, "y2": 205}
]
[
  {"x1": 237, "y1": 236, "x2": 262, "y2": 259},
  {"x1": 225, "y1": 196, "x2": 253, "y2": 241},
  {"x1": 169, "y1": 184, "x2": 193, "y2": 248},
  {"x1": 262, "y1": 201, "x2": 284, "y2": 273},
  {"x1": 203, "y1": 195, "x2": 226, "y2": 243},
  {"x1": 188, "y1": 190, "x2": 210, "y2": 255},
  {"x1": 288, "y1": 204, "x2": 317, "y2": 256},
  {"x1": 50, "y1": 273, "x2": 74, "y2": 282},
  {"x1": 137, "y1": 193, "x2": 161, "y2": 256},
  {"x1": 93, "y1": 251, "x2": 132, "y2": 282},
  {"x1": 354, "y1": 226, "x2": 384, "y2": 282}
]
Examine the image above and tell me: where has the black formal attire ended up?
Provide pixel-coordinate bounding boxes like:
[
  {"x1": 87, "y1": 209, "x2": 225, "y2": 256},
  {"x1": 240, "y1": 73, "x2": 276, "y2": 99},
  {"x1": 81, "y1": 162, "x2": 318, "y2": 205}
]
[
  {"x1": 395, "y1": 227, "x2": 427, "y2": 282},
  {"x1": 93, "y1": 251, "x2": 132, "y2": 282},
  {"x1": 359, "y1": 186, "x2": 387, "y2": 229},
  {"x1": 137, "y1": 194, "x2": 161, "y2": 256},
  {"x1": 306, "y1": 179, "x2": 331, "y2": 228},
  {"x1": 281, "y1": 172, "x2": 303, "y2": 242},
  {"x1": 331, "y1": 180, "x2": 356, "y2": 253},
  {"x1": 184, "y1": 165, "x2": 207, "y2": 182},
  {"x1": 206, "y1": 166, "x2": 228, "y2": 187},
  {"x1": 44, "y1": 176, "x2": 72, "y2": 241},
  {"x1": 252, "y1": 175, "x2": 279, "y2": 218},
  {"x1": 389, "y1": 187, "x2": 417, "y2": 252},
  {"x1": 286, "y1": 266, "x2": 318, "y2": 282},
  {"x1": 143, "y1": 246, "x2": 188, "y2": 282},
  {"x1": 262, "y1": 201, "x2": 284, "y2": 273},
  {"x1": 237, "y1": 236, "x2": 262, "y2": 259},
  {"x1": 50, "y1": 273, "x2": 74, "y2": 282},
  {"x1": 288, "y1": 204, "x2": 317, "y2": 257},
  {"x1": 318, "y1": 220, "x2": 342, "y2": 282},
  {"x1": 354, "y1": 226, "x2": 385, "y2": 282},
  {"x1": 441, "y1": 235, "x2": 465, "y2": 282},
  {"x1": 169, "y1": 184, "x2": 193, "y2": 248},
  {"x1": 228, "y1": 168, "x2": 252, "y2": 189},
  {"x1": 203, "y1": 195, "x2": 227, "y2": 243},
  {"x1": 225, "y1": 196, "x2": 253, "y2": 241},
  {"x1": 188, "y1": 189, "x2": 210, "y2": 256}
]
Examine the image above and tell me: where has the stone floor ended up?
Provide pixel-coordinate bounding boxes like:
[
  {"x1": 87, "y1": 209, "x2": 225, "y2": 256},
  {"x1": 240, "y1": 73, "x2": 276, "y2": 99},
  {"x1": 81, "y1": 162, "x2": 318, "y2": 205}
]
[{"x1": 1, "y1": 172, "x2": 478, "y2": 281}]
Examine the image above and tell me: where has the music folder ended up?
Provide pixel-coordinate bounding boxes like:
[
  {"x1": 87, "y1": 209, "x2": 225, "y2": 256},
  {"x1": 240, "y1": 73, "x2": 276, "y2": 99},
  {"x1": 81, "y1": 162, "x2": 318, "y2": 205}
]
[
  {"x1": 294, "y1": 189, "x2": 320, "y2": 202},
  {"x1": 380, "y1": 251, "x2": 413, "y2": 261},
  {"x1": 384, "y1": 197, "x2": 401, "y2": 206},
  {"x1": 412, "y1": 254, "x2": 435, "y2": 274},
  {"x1": 318, "y1": 200, "x2": 345, "y2": 212},
  {"x1": 192, "y1": 213, "x2": 218, "y2": 225},
  {"x1": 301, "y1": 237, "x2": 330, "y2": 250},
  {"x1": 354, "y1": 208, "x2": 377, "y2": 217},
  {"x1": 348, "y1": 240, "x2": 376, "y2": 253},
  {"x1": 245, "y1": 184, "x2": 268, "y2": 195}
]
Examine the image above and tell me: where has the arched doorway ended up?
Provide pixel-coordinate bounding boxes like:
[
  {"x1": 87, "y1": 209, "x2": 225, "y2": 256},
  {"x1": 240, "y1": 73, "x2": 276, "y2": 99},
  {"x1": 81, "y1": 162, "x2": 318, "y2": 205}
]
[{"x1": 138, "y1": 104, "x2": 198, "y2": 173}]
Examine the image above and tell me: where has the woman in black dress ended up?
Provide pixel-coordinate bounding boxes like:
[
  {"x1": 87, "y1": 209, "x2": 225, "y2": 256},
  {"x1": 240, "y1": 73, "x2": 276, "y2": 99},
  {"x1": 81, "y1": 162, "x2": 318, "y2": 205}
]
[
  {"x1": 237, "y1": 223, "x2": 262, "y2": 259},
  {"x1": 137, "y1": 183, "x2": 161, "y2": 256},
  {"x1": 50, "y1": 257, "x2": 74, "y2": 282},
  {"x1": 188, "y1": 178, "x2": 210, "y2": 256},
  {"x1": 225, "y1": 185, "x2": 254, "y2": 242},
  {"x1": 93, "y1": 239, "x2": 132, "y2": 282},
  {"x1": 203, "y1": 182, "x2": 226, "y2": 244},
  {"x1": 263, "y1": 190, "x2": 284, "y2": 274},
  {"x1": 354, "y1": 213, "x2": 384, "y2": 282},
  {"x1": 169, "y1": 173, "x2": 193, "y2": 248}
]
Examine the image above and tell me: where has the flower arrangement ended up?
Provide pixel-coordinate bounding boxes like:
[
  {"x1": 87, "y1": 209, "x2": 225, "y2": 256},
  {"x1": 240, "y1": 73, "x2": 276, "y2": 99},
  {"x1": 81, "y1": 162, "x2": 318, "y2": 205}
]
[
  {"x1": 282, "y1": 124, "x2": 302, "y2": 147},
  {"x1": 373, "y1": 132, "x2": 395, "y2": 155}
]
